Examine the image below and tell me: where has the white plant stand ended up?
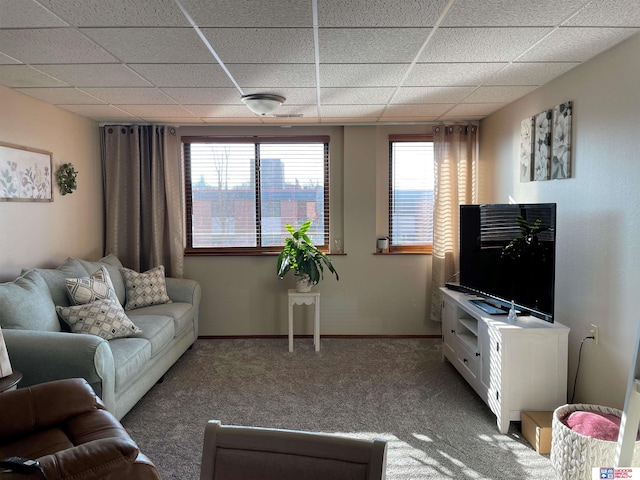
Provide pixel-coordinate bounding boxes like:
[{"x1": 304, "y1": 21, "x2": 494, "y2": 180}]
[{"x1": 288, "y1": 289, "x2": 320, "y2": 352}]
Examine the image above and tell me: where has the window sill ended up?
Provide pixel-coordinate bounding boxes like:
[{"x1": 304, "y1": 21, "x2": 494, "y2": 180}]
[
  {"x1": 184, "y1": 250, "x2": 344, "y2": 257},
  {"x1": 373, "y1": 251, "x2": 431, "y2": 255}
]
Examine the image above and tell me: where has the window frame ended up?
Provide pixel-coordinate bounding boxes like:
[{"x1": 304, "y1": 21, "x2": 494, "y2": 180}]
[
  {"x1": 183, "y1": 135, "x2": 330, "y2": 255},
  {"x1": 388, "y1": 134, "x2": 434, "y2": 255}
]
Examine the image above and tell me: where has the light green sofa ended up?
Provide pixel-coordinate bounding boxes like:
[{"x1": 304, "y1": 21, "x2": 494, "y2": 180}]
[{"x1": 0, "y1": 254, "x2": 200, "y2": 420}]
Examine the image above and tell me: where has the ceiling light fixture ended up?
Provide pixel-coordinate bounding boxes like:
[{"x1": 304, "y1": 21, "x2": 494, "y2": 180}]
[{"x1": 241, "y1": 93, "x2": 286, "y2": 115}]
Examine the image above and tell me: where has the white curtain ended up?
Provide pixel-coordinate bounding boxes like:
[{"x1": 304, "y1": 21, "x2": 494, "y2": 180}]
[
  {"x1": 101, "y1": 125, "x2": 184, "y2": 277},
  {"x1": 430, "y1": 124, "x2": 479, "y2": 321}
]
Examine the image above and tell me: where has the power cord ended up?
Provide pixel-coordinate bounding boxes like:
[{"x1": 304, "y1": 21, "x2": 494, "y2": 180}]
[{"x1": 569, "y1": 335, "x2": 595, "y2": 403}]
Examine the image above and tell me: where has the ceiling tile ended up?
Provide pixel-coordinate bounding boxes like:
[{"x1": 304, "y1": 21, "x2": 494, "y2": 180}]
[
  {"x1": 380, "y1": 116, "x2": 439, "y2": 122},
  {"x1": 490, "y1": 62, "x2": 579, "y2": 86},
  {"x1": 405, "y1": 63, "x2": 507, "y2": 87},
  {"x1": 36, "y1": 64, "x2": 152, "y2": 87},
  {"x1": 129, "y1": 64, "x2": 234, "y2": 88},
  {"x1": 138, "y1": 117, "x2": 204, "y2": 123},
  {"x1": 320, "y1": 87, "x2": 395, "y2": 105},
  {"x1": 320, "y1": 64, "x2": 407, "y2": 87},
  {"x1": 319, "y1": 28, "x2": 429, "y2": 63},
  {"x1": 383, "y1": 104, "x2": 453, "y2": 117},
  {"x1": 179, "y1": 0, "x2": 312, "y2": 27},
  {"x1": 442, "y1": 0, "x2": 586, "y2": 26},
  {"x1": 201, "y1": 28, "x2": 314, "y2": 63},
  {"x1": 420, "y1": 28, "x2": 550, "y2": 62},
  {"x1": 115, "y1": 104, "x2": 197, "y2": 117},
  {"x1": 269, "y1": 105, "x2": 318, "y2": 117},
  {"x1": 320, "y1": 117, "x2": 379, "y2": 123},
  {"x1": 565, "y1": 0, "x2": 640, "y2": 26},
  {"x1": 392, "y1": 86, "x2": 475, "y2": 104},
  {"x1": 0, "y1": 52, "x2": 20, "y2": 65},
  {"x1": 464, "y1": 86, "x2": 537, "y2": 103},
  {"x1": 260, "y1": 116, "x2": 321, "y2": 124},
  {"x1": 0, "y1": 0, "x2": 67, "y2": 27},
  {"x1": 15, "y1": 87, "x2": 105, "y2": 104},
  {"x1": 59, "y1": 104, "x2": 135, "y2": 120},
  {"x1": 83, "y1": 88, "x2": 177, "y2": 105},
  {"x1": 518, "y1": 27, "x2": 640, "y2": 62},
  {"x1": 320, "y1": 105, "x2": 385, "y2": 117},
  {"x1": 38, "y1": 0, "x2": 188, "y2": 26},
  {"x1": 0, "y1": 28, "x2": 117, "y2": 64},
  {"x1": 444, "y1": 103, "x2": 504, "y2": 116},
  {"x1": 82, "y1": 28, "x2": 214, "y2": 63},
  {"x1": 184, "y1": 105, "x2": 255, "y2": 117},
  {"x1": 0, "y1": 65, "x2": 67, "y2": 87},
  {"x1": 318, "y1": 0, "x2": 444, "y2": 27},
  {"x1": 226, "y1": 64, "x2": 316, "y2": 88},
  {"x1": 202, "y1": 117, "x2": 265, "y2": 124},
  {"x1": 161, "y1": 88, "x2": 239, "y2": 104}
]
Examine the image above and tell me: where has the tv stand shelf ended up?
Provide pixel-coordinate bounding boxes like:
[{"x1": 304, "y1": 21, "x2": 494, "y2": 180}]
[{"x1": 441, "y1": 288, "x2": 570, "y2": 433}]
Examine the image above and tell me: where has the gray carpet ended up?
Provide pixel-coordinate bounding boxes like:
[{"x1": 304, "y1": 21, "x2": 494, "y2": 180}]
[{"x1": 121, "y1": 338, "x2": 555, "y2": 479}]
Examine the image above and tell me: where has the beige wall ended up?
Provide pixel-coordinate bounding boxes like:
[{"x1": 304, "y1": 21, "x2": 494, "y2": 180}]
[
  {"x1": 181, "y1": 124, "x2": 436, "y2": 336},
  {"x1": 480, "y1": 32, "x2": 640, "y2": 408},
  {"x1": 0, "y1": 86, "x2": 102, "y2": 280}
]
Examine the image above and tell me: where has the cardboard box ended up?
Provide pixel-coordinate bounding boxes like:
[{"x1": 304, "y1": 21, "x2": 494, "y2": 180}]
[{"x1": 521, "y1": 411, "x2": 553, "y2": 454}]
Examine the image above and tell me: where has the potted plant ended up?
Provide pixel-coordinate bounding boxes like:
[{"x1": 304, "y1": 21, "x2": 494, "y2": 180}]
[{"x1": 277, "y1": 220, "x2": 339, "y2": 292}]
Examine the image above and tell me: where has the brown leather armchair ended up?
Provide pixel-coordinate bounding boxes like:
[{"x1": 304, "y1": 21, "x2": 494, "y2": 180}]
[{"x1": 0, "y1": 378, "x2": 160, "y2": 480}]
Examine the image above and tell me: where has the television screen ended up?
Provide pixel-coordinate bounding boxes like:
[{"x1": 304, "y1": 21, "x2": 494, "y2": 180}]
[{"x1": 459, "y1": 203, "x2": 556, "y2": 322}]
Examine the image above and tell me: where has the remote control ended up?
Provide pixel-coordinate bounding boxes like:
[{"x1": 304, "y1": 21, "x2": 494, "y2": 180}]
[{"x1": 0, "y1": 457, "x2": 41, "y2": 473}]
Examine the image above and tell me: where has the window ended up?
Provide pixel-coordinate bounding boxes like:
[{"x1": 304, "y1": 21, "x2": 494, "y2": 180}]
[
  {"x1": 184, "y1": 136, "x2": 329, "y2": 253},
  {"x1": 389, "y1": 135, "x2": 434, "y2": 253}
]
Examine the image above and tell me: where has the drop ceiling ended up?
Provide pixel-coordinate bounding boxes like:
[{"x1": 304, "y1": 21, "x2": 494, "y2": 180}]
[{"x1": 0, "y1": 0, "x2": 638, "y2": 125}]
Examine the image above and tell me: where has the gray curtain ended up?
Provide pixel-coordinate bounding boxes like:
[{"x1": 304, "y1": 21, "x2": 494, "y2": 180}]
[
  {"x1": 100, "y1": 125, "x2": 184, "y2": 277},
  {"x1": 430, "y1": 124, "x2": 479, "y2": 321}
]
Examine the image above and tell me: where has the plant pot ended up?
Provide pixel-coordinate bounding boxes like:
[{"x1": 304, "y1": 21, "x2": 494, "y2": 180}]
[{"x1": 295, "y1": 275, "x2": 313, "y2": 293}]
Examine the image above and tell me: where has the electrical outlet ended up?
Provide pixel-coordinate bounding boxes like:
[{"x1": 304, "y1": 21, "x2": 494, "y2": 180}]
[{"x1": 590, "y1": 324, "x2": 599, "y2": 345}]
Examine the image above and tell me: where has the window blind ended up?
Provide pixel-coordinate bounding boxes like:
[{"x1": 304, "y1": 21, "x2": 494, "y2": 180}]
[
  {"x1": 389, "y1": 138, "x2": 434, "y2": 247},
  {"x1": 184, "y1": 136, "x2": 329, "y2": 251}
]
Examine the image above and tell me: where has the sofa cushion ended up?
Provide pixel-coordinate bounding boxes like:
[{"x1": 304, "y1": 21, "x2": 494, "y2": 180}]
[
  {"x1": 26, "y1": 257, "x2": 88, "y2": 308},
  {"x1": 108, "y1": 338, "x2": 152, "y2": 392},
  {"x1": 0, "y1": 269, "x2": 59, "y2": 332},
  {"x1": 66, "y1": 266, "x2": 118, "y2": 305},
  {"x1": 128, "y1": 316, "x2": 175, "y2": 357},
  {"x1": 121, "y1": 266, "x2": 172, "y2": 310},
  {"x1": 77, "y1": 255, "x2": 126, "y2": 306},
  {"x1": 128, "y1": 303, "x2": 193, "y2": 338},
  {"x1": 56, "y1": 299, "x2": 142, "y2": 340}
]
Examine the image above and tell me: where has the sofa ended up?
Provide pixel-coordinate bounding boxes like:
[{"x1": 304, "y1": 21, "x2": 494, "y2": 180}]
[
  {"x1": 0, "y1": 378, "x2": 161, "y2": 480},
  {"x1": 0, "y1": 254, "x2": 201, "y2": 420}
]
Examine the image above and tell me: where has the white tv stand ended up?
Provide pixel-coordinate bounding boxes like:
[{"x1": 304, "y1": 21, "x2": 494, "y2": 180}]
[{"x1": 441, "y1": 288, "x2": 570, "y2": 433}]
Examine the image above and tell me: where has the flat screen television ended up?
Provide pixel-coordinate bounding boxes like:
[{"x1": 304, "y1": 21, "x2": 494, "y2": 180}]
[{"x1": 458, "y1": 203, "x2": 557, "y2": 323}]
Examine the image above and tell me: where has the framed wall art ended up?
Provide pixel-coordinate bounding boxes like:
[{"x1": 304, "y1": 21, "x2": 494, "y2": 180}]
[
  {"x1": 533, "y1": 109, "x2": 552, "y2": 181},
  {"x1": 551, "y1": 101, "x2": 573, "y2": 179},
  {"x1": 0, "y1": 142, "x2": 52, "y2": 202},
  {"x1": 520, "y1": 116, "x2": 534, "y2": 182}
]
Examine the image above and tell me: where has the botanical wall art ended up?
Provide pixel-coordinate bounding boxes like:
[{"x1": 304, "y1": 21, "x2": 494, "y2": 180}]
[
  {"x1": 533, "y1": 109, "x2": 552, "y2": 181},
  {"x1": 0, "y1": 143, "x2": 52, "y2": 201},
  {"x1": 520, "y1": 116, "x2": 534, "y2": 182},
  {"x1": 519, "y1": 101, "x2": 573, "y2": 182},
  {"x1": 551, "y1": 101, "x2": 572, "y2": 179}
]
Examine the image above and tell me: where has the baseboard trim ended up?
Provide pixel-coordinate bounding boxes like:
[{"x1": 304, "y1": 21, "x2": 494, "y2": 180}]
[{"x1": 198, "y1": 334, "x2": 441, "y2": 339}]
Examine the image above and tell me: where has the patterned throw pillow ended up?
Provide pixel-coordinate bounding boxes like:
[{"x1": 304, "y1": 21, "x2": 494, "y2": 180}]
[
  {"x1": 65, "y1": 266, "x2": 117, "y2": 305},
  {"x1": 121, "y1": 265, "x2": 172, "y2": 311},
  {"x1": 56, "y1": 298, "x2": 141, "y2": 340}
]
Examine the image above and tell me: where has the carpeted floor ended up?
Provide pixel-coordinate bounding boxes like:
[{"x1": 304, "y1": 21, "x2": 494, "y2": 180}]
[{"x1": 121, "y1": 338, "x2": 555, "y2": 479}]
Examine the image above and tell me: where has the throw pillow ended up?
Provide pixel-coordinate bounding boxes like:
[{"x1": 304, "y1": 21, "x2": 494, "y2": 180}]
[
  {"x1": 0, "y1": 269, "x2": 60, "y2": 332},
  {"x1": 121, "y1": 265, "x2": 172, "y2": 310},
  {"x1": 56, "y1": 298, "x2": 141, "y2": 340},
  {"x1": 65, "y1": 266, "x2": 117, "y2": 305},
  {"x1": 77, "y1": 254, "x2": 126, "y2": 306}
]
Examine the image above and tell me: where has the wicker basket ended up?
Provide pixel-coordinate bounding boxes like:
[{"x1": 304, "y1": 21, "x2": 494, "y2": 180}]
[{"x1": 551, "y1": 404, "x2": 640, "y2": 480}]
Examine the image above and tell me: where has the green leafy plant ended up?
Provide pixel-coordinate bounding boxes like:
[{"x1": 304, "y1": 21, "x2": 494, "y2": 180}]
[
  {"x1": 501, "y1": 215, "x2": 550, "y2": 262},
  {"x1": 277, "y1": 220, "x2": 339, "y2": 285},
  {"x1": 55, "y1": 163, "x2": 78, "y2": 195}
]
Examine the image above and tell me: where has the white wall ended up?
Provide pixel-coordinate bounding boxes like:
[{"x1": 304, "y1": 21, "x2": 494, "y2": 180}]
[
  {"x1": 480, "y1": 33, "x2": 640, "y2": 408},
  {"x1": 0, "y1": 86, "x2": 102, "y2": 280},
  {"x1": 181, "y1": 124, "x2": 436, "y2": 337}
]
